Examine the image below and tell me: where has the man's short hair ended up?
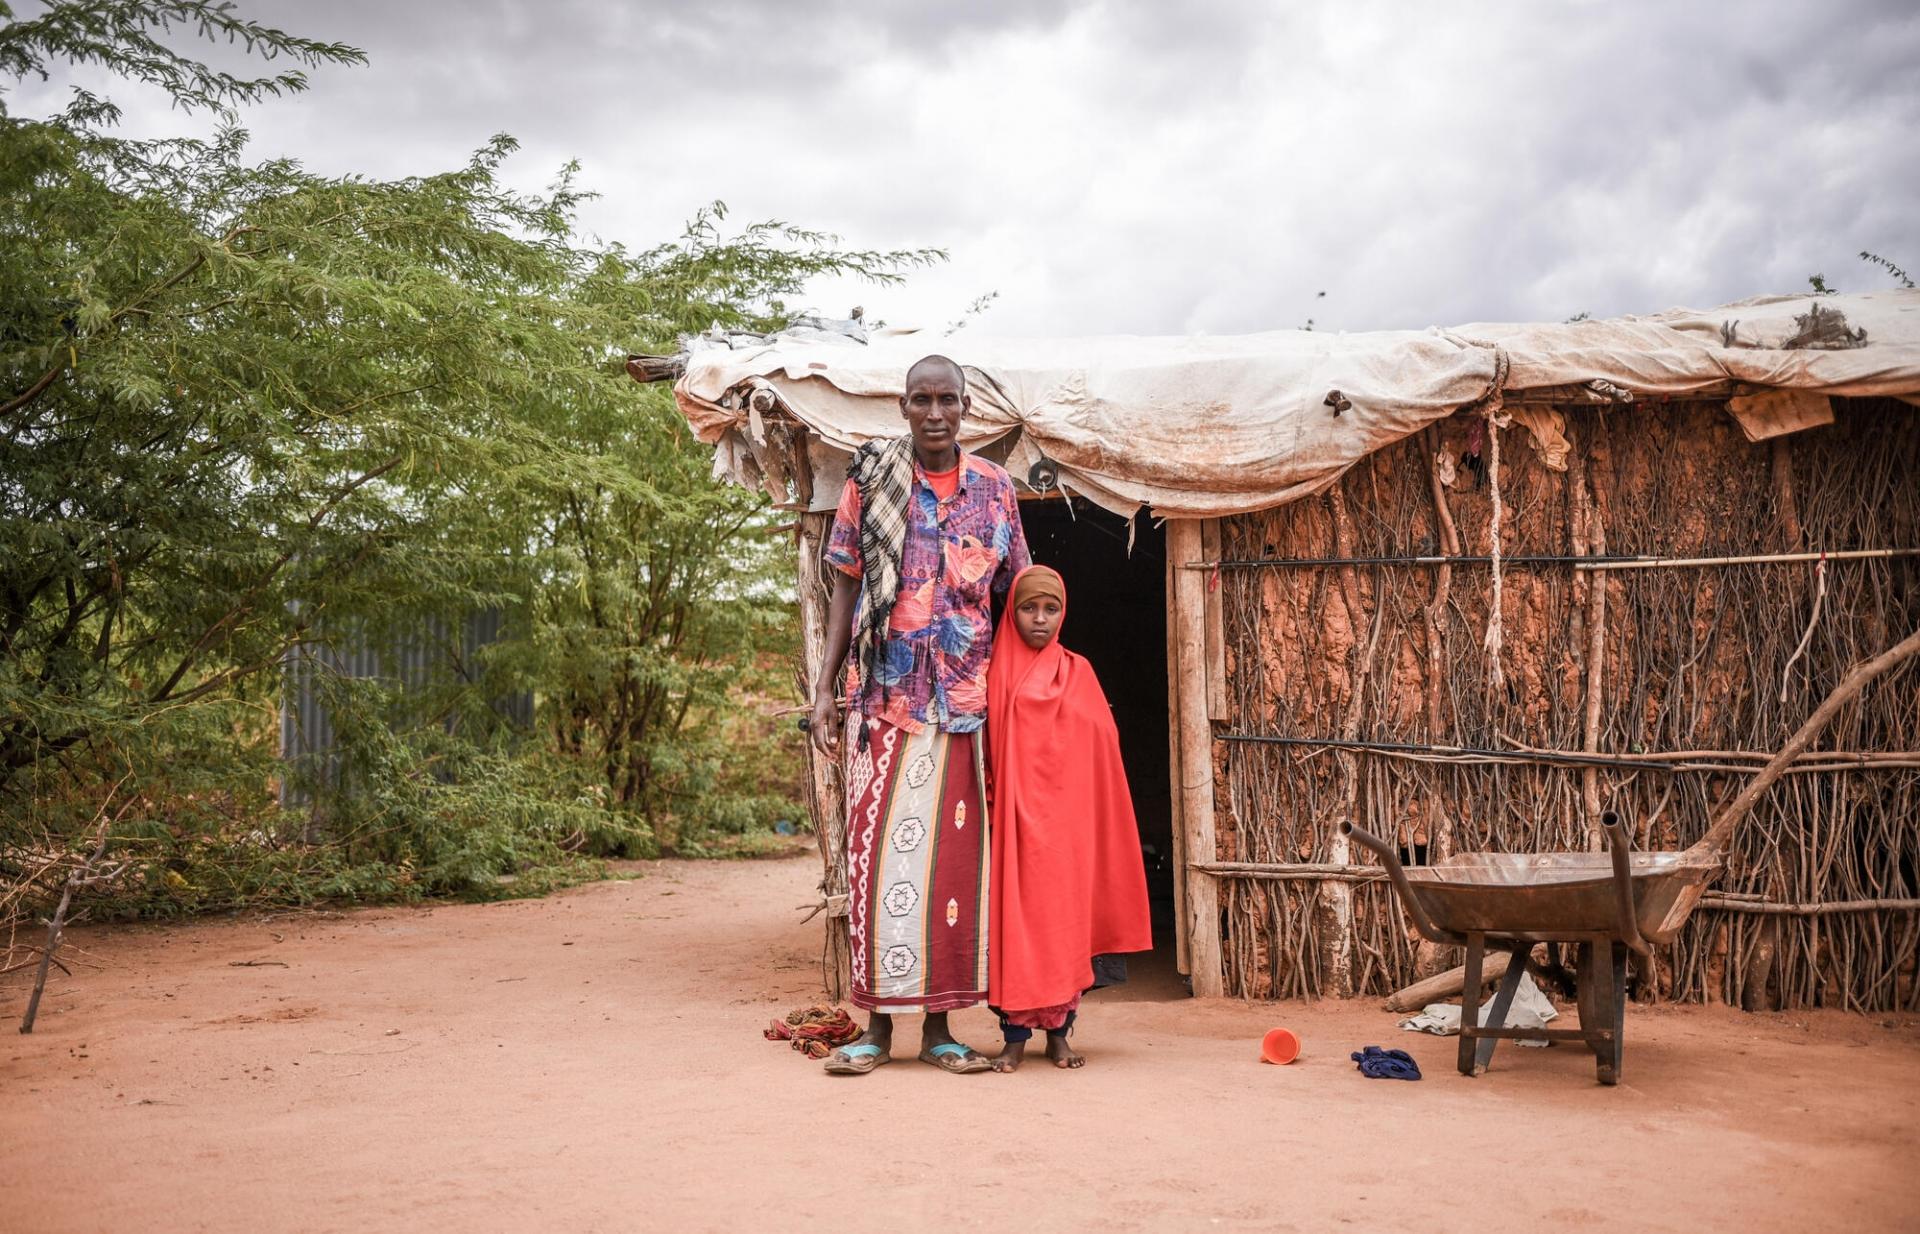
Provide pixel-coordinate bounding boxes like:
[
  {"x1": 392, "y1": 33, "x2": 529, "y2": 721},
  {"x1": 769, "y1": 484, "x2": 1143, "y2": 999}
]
[{"x1": 905, "y1": 354, "x2": 966, "y2": 393}]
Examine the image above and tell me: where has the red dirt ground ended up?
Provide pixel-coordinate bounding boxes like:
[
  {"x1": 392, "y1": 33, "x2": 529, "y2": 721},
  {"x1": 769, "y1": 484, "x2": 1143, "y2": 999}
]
[{"x1": 5, "y1": 853, "x2": 1918, "y2": 1233}]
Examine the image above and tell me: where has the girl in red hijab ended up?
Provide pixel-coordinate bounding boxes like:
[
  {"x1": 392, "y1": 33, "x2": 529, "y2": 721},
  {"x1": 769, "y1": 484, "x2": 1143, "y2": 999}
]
[{"x1": 987, "y1": 565, "x2": 1153, "y2": 1071}]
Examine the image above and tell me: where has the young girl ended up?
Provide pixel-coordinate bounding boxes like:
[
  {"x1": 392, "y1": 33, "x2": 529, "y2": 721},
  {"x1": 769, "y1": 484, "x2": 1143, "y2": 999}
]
[{"x1": 986, "y1": 565, "x2": 1153, "y2": 1071}]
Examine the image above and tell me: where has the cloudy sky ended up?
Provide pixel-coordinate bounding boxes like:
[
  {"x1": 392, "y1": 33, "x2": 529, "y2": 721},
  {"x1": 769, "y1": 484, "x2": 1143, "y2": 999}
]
[{"x1": 14, "y1": 0, "x2": 1920, "y2": 336}]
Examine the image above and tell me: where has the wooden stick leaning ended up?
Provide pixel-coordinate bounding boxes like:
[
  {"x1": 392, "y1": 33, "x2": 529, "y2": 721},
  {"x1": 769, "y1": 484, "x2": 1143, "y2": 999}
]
[
  {"x1": 1385, "y1": 952, "x2": 1517, "y2": 1013},
  {"x1": 21, "y1": 778, "x2": 134, "y2": 1034},
  {"x1": 1686, "y1": 626, "x2": 1920, "y2": 862}
]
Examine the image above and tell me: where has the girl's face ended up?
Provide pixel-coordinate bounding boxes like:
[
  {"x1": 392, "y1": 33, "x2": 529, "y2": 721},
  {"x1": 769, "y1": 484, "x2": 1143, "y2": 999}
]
[{"x1": 1013, "y1": 595, "x2": 1062, "y2": 649}]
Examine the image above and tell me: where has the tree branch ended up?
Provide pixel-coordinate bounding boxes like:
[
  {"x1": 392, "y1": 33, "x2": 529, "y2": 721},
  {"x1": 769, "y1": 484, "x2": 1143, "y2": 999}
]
[
  {"x1": 146, "y1": 454, "x2": 403, "y2": 704},
  {"x1": 3, "y1": 225, "x2": 259, "y2": 420},
  {"x1": 0, "y1": 364, "x2": 65, "y2": 418}
]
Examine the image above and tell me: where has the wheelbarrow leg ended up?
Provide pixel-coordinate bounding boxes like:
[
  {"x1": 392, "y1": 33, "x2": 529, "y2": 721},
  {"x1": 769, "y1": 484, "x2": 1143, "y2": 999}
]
[
  {"x1": 1472, "y1": 946, "x2": 1530, "y2": 1074},
  {"x1": 1576, "y1": 940, "x2": 1602, "y2": 1069},
  {"x1": 1600, "y1": 940, "x2": 1628, "y2": 1086},
  {"x1": 1576, "y1": 937, "x2": 1627, "y2": 1086},
  {"x1": 1458, "y1": 932, "x2": 1484, "y2": 1077}
]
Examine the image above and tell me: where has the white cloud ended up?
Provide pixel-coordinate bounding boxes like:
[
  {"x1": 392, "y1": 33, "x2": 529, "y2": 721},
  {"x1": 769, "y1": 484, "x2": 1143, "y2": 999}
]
[{"x1": 11, "y1": 0, "x2": 1918, "y2": 337}]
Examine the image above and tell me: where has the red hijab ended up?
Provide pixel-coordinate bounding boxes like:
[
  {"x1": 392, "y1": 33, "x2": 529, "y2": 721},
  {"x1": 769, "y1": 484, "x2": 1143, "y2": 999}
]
[{"x1": 987, "y1": 565, "x2": 1153, "y2": 1012}]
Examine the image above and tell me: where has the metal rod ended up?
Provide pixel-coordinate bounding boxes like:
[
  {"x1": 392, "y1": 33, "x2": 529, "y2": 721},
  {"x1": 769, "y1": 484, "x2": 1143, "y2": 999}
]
[
  {"x1": 1186, "y1": 554, "x2": 1619, "y2": 570},
  {"x1": 1338, "y1": 821, "x2": 1464, "y2": 946},
  {"x1": 1578, "y1": 548, "x2": 1920, "y2": 571},
  {"x1": 1601, "y1": 812, "x2": 1650, "y2": 956},
  {"x1": 1184, "y1": 547, "x2": 1920, "y2": 571}
]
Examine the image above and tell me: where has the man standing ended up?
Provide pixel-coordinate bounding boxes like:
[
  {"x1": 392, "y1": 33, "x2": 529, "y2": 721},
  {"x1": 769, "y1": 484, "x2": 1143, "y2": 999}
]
[{"x1": 810, "y1": 354, "x2": 1030, "y2": 1075}]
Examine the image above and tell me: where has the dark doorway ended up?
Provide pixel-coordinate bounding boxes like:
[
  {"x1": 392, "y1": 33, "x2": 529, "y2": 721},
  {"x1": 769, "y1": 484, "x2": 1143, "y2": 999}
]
[{"x1": 1017, "y1": 498, "x2": 1175, "y2": 929}]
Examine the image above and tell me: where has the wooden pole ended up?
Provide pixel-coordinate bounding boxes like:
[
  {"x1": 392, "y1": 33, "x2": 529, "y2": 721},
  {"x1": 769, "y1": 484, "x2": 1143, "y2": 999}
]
[
  {"x1": 1746, "y1": 436, "x2": 1800, "y2": 1009},
  {"x1": 795, "y1": 512, "x2": 850, "y2": 1000},
  {"x1": 1688, "y1": 626, "x2": 1920, "y2": 860},
  {"x1": 1770, "y1": 437, "x2": 1803, "y2": 551},
  {"x1": 1201, "y1": 521, "x2": 1228, "y2": 723},
  {"x1": 1190, "y1": 861, "x2": 1386, "y2": 882},
  {"x1": 1422, "y1": 429, "x2": 1460, "y2": 853},
  {"x1": 1165, "y1": 545, "x2": 1191, "y2": 975},
  {"x1": 1702, "y1": 895, "x2": 1920, "y2": 915},
  {"x1": 1324, "y1": 488, "x2": 1379, "y2": 998},
  {"x1": 1576, "y1": 426, "x2": 1611, "y2": 850},
  {"x1": 1169, "y1": 518, "x2": 1223, "y2": 997}
]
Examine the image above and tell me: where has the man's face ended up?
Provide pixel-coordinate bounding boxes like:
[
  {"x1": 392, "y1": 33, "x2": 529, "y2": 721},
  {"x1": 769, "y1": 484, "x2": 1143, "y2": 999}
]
[{"x1": 900, "y1": 366, "x2": 967, "y2": 454}]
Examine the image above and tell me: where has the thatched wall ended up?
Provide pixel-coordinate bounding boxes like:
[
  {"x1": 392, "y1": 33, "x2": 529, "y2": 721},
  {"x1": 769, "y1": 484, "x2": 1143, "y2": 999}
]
[{"x1": 1215, "y1": 399, "x2": 1920, "y2": 1010}]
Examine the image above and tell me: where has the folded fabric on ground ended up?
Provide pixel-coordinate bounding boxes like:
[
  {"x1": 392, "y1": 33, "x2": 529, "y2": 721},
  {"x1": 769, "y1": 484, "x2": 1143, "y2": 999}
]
[
  {"x1": 1398, "y1": 971, "x2": 1557, "y2": 1046},
  {"x1": 1351, "y1": 1046, "x2": 1422, "y2": 1080},
  {"x1": 765, "y1": 1005, "x2": 862, "y2": 1059}
]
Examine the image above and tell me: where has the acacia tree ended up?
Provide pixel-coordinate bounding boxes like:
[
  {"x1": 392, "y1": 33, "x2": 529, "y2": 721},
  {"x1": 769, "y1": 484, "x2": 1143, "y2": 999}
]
[
  {"x1": 0, "y1": 1, "x2": 935, "y2": 910},
  {"x1": 506, "y1": 209, "x2": 935, "y2": 835}
]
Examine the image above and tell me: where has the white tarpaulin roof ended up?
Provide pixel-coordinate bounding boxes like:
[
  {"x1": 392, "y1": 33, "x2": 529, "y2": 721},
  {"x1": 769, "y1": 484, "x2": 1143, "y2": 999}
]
[{"x1": 670, "y1": 290, "x2": 1920, "y2": 518}]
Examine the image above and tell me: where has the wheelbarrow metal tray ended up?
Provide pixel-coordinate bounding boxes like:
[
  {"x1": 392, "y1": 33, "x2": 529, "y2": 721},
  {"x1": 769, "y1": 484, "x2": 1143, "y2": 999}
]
[
  {"x1": 1403, "y1": 852, "x2": 1718, "y2": 944},
  {"x1": 1341, "y1": 817, "x2": 1722, "y2": 1085}
]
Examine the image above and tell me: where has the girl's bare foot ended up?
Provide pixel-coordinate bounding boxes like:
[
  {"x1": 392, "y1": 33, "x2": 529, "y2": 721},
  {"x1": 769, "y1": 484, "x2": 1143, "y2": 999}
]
[
  {"x1": 991, "y1": 1040, "x2": 1027, "y2": 1073},
  {"x1": 1046, "y1": 1032, "x2": 1084, "y2": 1069}
]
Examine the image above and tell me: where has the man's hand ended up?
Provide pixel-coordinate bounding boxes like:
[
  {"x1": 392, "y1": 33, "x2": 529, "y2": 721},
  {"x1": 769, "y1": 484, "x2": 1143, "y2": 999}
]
[
  {"x1": 808, "y1": 689, "x2": 843, "y2": 759},
  {"x1": 810, "y1": 572, "x2": 859, "y2": 762}
]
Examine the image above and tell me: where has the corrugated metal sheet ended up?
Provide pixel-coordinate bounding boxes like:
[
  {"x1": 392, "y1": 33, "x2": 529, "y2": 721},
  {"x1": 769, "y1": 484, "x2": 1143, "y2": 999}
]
[{"x1": 279, "y1": 609, "x2": 531, "y2": 811}]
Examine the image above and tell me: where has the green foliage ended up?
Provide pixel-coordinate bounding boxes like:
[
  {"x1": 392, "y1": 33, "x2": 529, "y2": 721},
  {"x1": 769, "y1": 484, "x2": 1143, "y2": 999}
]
[
  {"x1": 0, "y1": 0, "x2": 364, "y2": 115},
  {"x1": 944, "y1": 289, "x2": 999, "y2": 335},
  {"x1": 1860, "y1": 250, "x2": 1914, "y2": 290},
  {"x1": 0, "y1": 1, "x2": 935, "y2": 923},
  {"x1": 1807, "y1": 273, "x2": 1835, "y2": 295}
]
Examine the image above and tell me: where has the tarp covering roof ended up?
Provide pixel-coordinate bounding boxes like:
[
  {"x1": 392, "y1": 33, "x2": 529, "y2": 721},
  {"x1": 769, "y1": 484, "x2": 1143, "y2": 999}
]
[{"x1": 668, "y1": 290, "x2": 1920, "y2": 518}]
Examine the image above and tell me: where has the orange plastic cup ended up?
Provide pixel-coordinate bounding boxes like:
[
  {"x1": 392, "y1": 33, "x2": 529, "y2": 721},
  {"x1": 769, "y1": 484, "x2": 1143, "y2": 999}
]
[{"x1": 1260, "y1": 1027, "x2": 1301, "y2": 1065}]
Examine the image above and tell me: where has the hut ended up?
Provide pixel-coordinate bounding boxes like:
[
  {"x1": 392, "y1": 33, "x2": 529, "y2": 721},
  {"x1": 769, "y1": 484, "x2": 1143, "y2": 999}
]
[{"x1": 630, "y1": 290, "x2": 1920, "y2": 1011}]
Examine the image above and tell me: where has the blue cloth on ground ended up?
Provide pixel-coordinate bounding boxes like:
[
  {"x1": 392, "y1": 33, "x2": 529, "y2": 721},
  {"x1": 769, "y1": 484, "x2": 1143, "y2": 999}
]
[{"x1": 1351, "y1": 1045, "x2": 1422, "y2": 1080}]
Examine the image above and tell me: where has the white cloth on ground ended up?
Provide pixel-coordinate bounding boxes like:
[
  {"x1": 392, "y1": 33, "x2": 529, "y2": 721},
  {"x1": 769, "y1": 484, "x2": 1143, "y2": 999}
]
[{"x1": 1399, "y1": 971, "x2": 1558, "y2": 1047}]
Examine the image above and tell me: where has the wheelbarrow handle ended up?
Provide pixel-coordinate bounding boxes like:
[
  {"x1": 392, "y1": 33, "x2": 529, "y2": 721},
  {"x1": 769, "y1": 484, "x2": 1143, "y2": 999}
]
[
  {"x1": 1339, "y1": 821, "x2": 1464, "y2": 946},
  {"x1": 1601, "y1": 812, "x2": 1651, "y2": 955}
]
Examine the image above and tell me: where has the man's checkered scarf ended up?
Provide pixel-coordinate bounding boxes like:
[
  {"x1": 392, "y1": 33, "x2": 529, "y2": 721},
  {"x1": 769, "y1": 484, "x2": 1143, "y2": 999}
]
[{"x1": 846, "y1": 435, "x2": 917, "y2": 701}]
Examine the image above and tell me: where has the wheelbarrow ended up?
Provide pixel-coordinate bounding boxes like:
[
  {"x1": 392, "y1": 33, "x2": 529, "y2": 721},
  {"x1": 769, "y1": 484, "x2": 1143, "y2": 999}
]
[
  {"x1": 1341, "y1": 815, "x2": 1717, "y2": 1085},
  {"x1": 1339, "y1": 624, "x2": 1920, "y2": 1086}
]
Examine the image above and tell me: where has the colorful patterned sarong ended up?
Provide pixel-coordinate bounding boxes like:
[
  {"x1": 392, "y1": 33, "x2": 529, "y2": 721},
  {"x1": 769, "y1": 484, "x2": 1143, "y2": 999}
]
[{"x1": 844, "y1": 715, "x2": 989, "y2": 1013}]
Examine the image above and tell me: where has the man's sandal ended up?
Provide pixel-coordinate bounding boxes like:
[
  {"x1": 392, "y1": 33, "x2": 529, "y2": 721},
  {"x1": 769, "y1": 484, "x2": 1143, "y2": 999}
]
[
  {"x1": 919, "y1": 1042, "x2": 993, "y2": 1074},
  {"x1": 823, "y1": 1043, "x2": 891, "y2": 1075}
]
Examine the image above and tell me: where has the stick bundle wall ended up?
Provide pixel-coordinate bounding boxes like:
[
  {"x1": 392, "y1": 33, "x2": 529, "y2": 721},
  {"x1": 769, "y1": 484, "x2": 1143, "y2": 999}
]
[{"x1": 1214, "y1": 400, "x2": 1920, "y2": 1010}]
